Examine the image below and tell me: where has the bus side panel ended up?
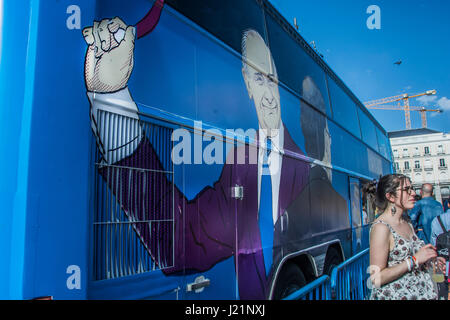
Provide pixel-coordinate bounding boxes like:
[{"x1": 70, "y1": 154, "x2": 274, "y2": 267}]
[
  {"x1": 20, "y1": 0, "x2": 96, "y2": 299},
  {"x1": 0, "y1": 0, "x2": 36, "y2": 300}
]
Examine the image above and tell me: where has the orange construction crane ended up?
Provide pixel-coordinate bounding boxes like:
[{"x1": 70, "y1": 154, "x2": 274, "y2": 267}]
[
  {"x1": 367, "y1": 104, "x2": 442, "y2": 128},
  {"x1": 364, "y1": 90, "x2": 442, "y2": 129}
]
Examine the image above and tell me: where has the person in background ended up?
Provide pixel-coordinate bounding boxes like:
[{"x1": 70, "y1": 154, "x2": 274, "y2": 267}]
[
  {"x1": 443, "y1": 199, "x2": 449, "y2": 212},
  {"x1": 431, "y1": 208, "x2": 450, "y2": 246},
  {"x1": 409, "y1": 183, "x2": 444, "y2": 243},
  {"x1": 430, "y1": 206, "x2": 450, "y2": 300},
  {"x1": 365, "y1": 174, "x2": 445, "y2": 300}
]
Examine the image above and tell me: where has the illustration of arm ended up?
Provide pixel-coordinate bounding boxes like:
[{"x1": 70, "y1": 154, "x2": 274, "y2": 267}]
[
  {"x1": 83, "y1": 17, "x2": 142, "y2": 164},
  {"x1": 83, "y1": 17, "x2": 235, "y2": 273}
]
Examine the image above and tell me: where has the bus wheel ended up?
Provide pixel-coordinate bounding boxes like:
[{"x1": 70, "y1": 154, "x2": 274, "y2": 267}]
[
  {"x1": 323, "y1": 248, "x2": 342, "y2": 276},
  {"x1": 273, "y1": 263, "x2": 306, "y2": 300}
]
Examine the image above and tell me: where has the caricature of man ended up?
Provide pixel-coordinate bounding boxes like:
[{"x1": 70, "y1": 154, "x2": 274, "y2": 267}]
[
  {"x1": 285, "y1": 76, "x2": 349, "y2": 266},
  {"x1": 83, "y1": 18, "x2": 309, "y2": 299}
]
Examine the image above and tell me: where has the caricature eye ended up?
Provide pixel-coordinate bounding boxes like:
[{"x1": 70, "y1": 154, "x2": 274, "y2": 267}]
[{"x1": 254, "y1": 74, "x2": 264, "y2": 85}]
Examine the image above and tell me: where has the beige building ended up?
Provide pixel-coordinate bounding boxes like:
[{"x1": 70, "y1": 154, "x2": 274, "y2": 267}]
[{"x1": 389, "y1": 128, "x2": 450, "y2": 203}]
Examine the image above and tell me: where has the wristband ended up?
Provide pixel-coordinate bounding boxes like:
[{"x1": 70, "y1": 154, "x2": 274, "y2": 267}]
[
  {"x1": 409, "y1": 257, "x2": 415, "y2": 270},
  {"x1": 412, "y1": 255, "x2": 418, "y2": 269},
  {"x1": 405, "y1": 258, "x2": 412, "y2": 272}
]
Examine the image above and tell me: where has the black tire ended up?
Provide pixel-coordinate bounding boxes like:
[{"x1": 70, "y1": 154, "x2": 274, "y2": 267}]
[
  {"x1": 273, "y1": 263, "x2": 306, "y2": 300},
  {"x1": 323, "y1": 248, "x2": 342, "y2": 276}
]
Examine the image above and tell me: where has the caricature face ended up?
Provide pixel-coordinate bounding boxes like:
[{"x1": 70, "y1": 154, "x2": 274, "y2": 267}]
[{"x1": 242, "y1": 32, "x2": 281, "y2": 135}]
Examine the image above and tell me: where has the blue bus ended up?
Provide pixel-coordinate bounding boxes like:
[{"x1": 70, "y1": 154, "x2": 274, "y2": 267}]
[{"x1": 0, "y1": 0, "x2": 392, "y2": 300}]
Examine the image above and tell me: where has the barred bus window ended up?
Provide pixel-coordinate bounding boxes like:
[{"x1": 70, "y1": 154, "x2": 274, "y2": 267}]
[
  {"x1": 166, "y1": 0, "x2": 266, "y2": 54},
  {"x1": 93, "y1": 110, "x2": 174, "y2": 280}
]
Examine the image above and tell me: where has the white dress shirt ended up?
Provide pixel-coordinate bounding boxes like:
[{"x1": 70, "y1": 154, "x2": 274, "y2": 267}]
[
  {"x1": 257, "y1": 124, "x2": 284, "y2": 226},
  {"x1": 87, "y1": 87, "x2": 142, "y2": 164}
]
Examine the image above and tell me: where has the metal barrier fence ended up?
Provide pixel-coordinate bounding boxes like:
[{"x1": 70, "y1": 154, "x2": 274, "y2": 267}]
[
  {"x1": 283, "y1": 248, "x2": 370, "y2": 300},
  {"x1": 330, "y1": 248, "x2": 370, "y2": 300},
  {"x1": 284, "y1": 275, "x2": 332, "y2": 300}
]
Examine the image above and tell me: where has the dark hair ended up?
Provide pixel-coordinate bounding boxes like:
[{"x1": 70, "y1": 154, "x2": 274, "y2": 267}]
[{"x1": 362, "y1": 174, "x2": 411, "y2": 214}]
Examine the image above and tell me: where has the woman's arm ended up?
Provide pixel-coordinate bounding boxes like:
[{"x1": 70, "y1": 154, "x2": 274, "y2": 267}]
[
  {"x1": 370, "y1": 223, "x2": 439, "y2": 288},
  {"x1": 369, "y1": 223, "x2": 410, "y2": 288}
]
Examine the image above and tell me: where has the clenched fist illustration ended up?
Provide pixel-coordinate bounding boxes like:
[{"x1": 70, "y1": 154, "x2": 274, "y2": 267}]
[{"x1": 83, "y1": 17, "x2": 135, "y2": 93}]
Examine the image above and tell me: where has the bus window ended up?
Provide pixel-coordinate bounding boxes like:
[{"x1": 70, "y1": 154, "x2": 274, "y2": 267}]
[
  {"x1": 327, "y1": 75, "x2": 361, "y2": 139},
  {"x1": 375, "y1": 127, "x2": 390, "y2": 160},
  {"x1": 264, "y1": 12, "x2": 332, "y2": 117},
  {"x1": 166, "y1": 0, "x2": 266, "y2": 54},
  {"x1": 349, "y1": 177, "x2": 364, "y2": 254},
  {"x1": 362, "y1": 182, "x2": 376, "y2": 225},
  {"x1": 349, "y1": 178, "x2": 362, "y2": 229},
  {"x1": 357, "y1": 107, "x2": 379, "y2": 152},
  {"x1": 300, "y1": 99, "x2": 328, "y2": 161}
]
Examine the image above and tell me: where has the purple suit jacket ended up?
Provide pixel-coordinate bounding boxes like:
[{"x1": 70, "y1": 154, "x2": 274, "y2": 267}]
[{"x1": 99, "y1": 125, "x2": 309, "y2": 299}]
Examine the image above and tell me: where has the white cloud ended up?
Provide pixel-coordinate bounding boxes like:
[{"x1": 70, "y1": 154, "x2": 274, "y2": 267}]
[
  {"x1": 416, "y1": 95, "x2": 438, "y2": 105},
  {"x1": 437, "y1": 97, "x2": 450, "y2": 111}
]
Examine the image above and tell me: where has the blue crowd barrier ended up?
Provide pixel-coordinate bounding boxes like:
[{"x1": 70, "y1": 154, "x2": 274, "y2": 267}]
[
  {"x1": 283, "y1": 275, "x2": 331, "y2": 300},
  {"x1": 330, "y1": 248, "x2": 370, "y2": 300},
  {"x1": 283, "y1": 248, "x2": 370, "y2": 300}
]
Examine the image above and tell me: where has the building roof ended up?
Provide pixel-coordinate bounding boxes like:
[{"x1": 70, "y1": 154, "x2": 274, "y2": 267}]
[{"x1": 388, "y1": 128, "x2": 441, "y2": 139}]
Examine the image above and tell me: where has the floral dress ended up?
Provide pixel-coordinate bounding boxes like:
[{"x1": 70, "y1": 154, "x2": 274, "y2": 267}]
[{"x1": 369, "y1": 220, "x2": 438, "y2": 300}]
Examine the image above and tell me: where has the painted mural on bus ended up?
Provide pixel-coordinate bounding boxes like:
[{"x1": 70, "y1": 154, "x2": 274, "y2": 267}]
[{"x1": 82, "y1": 0, "x2": 391, "y2": 300}]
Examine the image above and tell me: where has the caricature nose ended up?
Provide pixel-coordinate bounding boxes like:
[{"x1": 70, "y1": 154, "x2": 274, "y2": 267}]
[{"x1": 263, "y1": 87, "x2": 275, "y2": 105}]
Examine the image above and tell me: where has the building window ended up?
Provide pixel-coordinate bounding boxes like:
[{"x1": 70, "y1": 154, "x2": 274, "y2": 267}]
[
  {"x1": 404, "y1": 161, "x2": 410, "y2": 170},
  {"x1": 441, "y1": 186, "x2": 450, "y2": 197},
  {"x1": 437, "y1": 145, "x2": 444, "y2": 154},
  {"x1": 393, "y1": 149, "x2": 398, "y2": 158},
  {"x1": 424, "y1": 146, "x2": 430, "y2": 155},
  {"x1": 440, "y1": 159, "x2": 446, "y2": 167},
  {"x1": 415, "y1": 172, "x2": 422, "y2": 182},
  {"x1": 414, "y1": 147, "x2": 420, "y2": 156},
  {"x1": 395, "y1": 162, "x2": 399, "y2": 170},
  {"x1": 402, "y1": 148, "x2": 409, "y2": 157},
  {"x1": 415, "y1": 161, "x2": 420, "y2": 169}
]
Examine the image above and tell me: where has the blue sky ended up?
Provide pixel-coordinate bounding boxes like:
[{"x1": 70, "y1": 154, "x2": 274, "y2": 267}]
[{"x1": 269, "y1": 0, "x2": 450, "y2": 133}]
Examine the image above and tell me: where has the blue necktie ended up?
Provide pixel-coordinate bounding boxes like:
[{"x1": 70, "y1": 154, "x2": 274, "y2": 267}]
[{"x1": 259, "y1": 138, "x2": 273, "y2": 277}]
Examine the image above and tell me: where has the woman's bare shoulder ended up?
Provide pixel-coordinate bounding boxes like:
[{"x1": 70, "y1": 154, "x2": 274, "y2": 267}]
[{"x1": 370, "y1": 219, "x2": 391, "y2": 239}]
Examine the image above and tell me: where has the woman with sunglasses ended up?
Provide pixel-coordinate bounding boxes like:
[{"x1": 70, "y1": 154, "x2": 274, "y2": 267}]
[{"x1": 364, "y1": 174, "x2": 446, "y2": 300}]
